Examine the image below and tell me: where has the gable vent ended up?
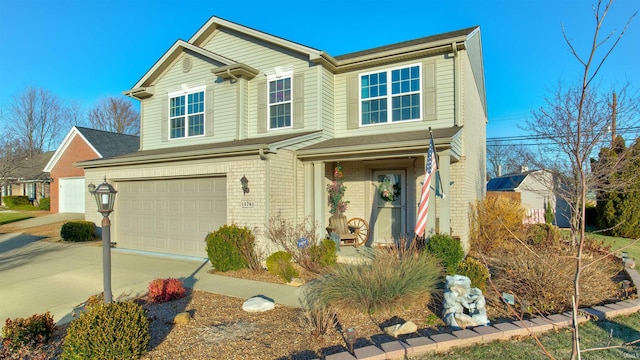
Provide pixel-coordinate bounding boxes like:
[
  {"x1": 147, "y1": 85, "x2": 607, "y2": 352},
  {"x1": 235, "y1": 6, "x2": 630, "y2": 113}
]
[{"x1": 182, "y1": 57, "x2": 192, "y2": 73}]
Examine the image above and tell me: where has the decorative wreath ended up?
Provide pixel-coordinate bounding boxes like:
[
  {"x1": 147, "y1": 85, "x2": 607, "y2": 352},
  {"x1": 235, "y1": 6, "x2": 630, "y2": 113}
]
[{"x1": 378, "y1": 175, "x2": 400, "y2": 202}]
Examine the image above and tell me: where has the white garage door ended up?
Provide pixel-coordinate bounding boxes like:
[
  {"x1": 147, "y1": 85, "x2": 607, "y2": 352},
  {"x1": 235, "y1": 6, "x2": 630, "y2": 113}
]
[
  {"x1": 59, "y1": 177, "x2": 85, "y2": 213},
  {"x1": 114, "y1": 177, "x2": 227, "y2": 258}
]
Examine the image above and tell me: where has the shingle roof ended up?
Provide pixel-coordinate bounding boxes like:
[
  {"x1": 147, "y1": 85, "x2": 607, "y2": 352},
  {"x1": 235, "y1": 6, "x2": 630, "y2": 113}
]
[
  {"x1": 486, "y1": 173, "x2": 529, "y2": 191},
  {"x1": 75, "y1": 127, "x2": 139, "y2": 159},
  {"x1": 334, "y1": 26, "x2": 478, "y2": 61},
  {"x1": 13, "y1": 151, "x2": 54, "y2": 181}
]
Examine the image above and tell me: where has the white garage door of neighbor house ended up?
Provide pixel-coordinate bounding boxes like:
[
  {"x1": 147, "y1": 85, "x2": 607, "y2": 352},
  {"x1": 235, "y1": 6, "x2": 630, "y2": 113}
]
[
  {"x1": 115, "y1": 177, "x2": 227, "y2": 258},
  {"x1": 59, "y1": 177, "x2": 86, "y2": 213}
]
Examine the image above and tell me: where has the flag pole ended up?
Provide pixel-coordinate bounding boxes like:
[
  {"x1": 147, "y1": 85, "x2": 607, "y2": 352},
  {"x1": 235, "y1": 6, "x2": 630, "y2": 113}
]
[{"x1": 428, "y1": 127, "x2": 445, "y2": 198}]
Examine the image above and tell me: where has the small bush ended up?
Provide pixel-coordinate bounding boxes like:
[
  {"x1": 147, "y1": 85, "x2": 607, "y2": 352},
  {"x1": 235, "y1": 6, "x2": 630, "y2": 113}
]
[
  {"x1": 38, "y1": 197, "x2": 50, "y2": 211},
  {"x1": 60, "y1": 221, "x2": 97, "y2": 242},
  {"x1": 491, "y1": 247, "x2": 620, "y2": 315},
  {"x1": 61, "y1": 301, "x2": 149, "y2": 360},
  {"x1": 470, "y1": 196, "x2": 526, "y2": 255},
  {"x1": 305, "y1": 249, "x2": 443, "y2": 314},
  {"x1": 148, "y1": 278, "x2": 186, "y2": 303},
  {"x1": 310, "y1": 239, "x2": 338, "y2": 268},
  {"x1": 299, "y1": 296, "x2": 337, "y2": 338},
  {"x1": 2, "y1": 312, "x2": 55, "y2": 351},
  {"x1": 205, "y1": 224, "x2": 256, "y2": 272},
  {"x1": 425, "y1": 234, "x2": 464, "y2": 275},
  {"x1": 1, "y1": 196, "x2": 30, "y2": 208},
  {"x1": 525, "y1": 223, "x2": 560, "y2": 247},
  {"x1": 457, "y1": 257, "x2": 490, "y2": 292},
  {"x1": 266, "y1": 251, "x2": 299, "y2": 282},
  {"x1": 267, "y1": 214, "x2": 325, "y2": 273}
]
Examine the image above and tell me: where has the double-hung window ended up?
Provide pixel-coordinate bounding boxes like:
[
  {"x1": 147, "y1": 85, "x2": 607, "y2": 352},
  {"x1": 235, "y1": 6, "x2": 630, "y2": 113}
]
[
  {"x1": 267, "y1": 73, "x2": 292, "y2": 130},
  {"x1": 169, "y1": 86, "x2": 205, "y2": 139},
  {"x1": 360, "y1": 64, "x2": 422, "y2": 125}
]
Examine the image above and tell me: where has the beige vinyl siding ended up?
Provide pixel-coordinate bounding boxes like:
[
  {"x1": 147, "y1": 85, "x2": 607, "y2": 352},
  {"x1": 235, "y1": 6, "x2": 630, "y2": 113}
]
[
  {"x1": 320, "y1": 66, "x2": 335, "y2": 138},
  {"x1": 332, "y1": 56, "x2": 455, "y2": 138},
  {"x1": 141, "y1": 52, "x2": 236, "y2": 151},
  {"x1": 464, "y1": 29, "x2": 487, "y2": 117}
]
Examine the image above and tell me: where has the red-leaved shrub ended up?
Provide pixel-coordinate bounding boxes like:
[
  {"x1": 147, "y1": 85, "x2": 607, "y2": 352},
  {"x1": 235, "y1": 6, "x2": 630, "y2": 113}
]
[{"x1": 148, "y1": 278, "x2": 186, "y2": 303}]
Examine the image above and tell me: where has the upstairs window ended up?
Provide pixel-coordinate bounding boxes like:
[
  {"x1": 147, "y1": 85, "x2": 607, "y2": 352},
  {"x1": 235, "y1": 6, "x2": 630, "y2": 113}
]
[
  {"x1": 267, "y1": 71, "x2": 292, "y2": 130},
  {"x1": 360, "y1": 64, "x2": 422, "y2": 125},
  {"x1": 169, "y1": 87, "x2": 205, "y2": 139}
]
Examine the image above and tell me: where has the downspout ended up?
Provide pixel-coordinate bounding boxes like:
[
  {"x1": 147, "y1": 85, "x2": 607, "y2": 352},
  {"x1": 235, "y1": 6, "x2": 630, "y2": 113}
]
[
  {"x1": 452, "y1": 42, "x2": 461, "y2": 127},
  {"x1": 259, "y1": 148, "x2": 270, "y2": 228}
]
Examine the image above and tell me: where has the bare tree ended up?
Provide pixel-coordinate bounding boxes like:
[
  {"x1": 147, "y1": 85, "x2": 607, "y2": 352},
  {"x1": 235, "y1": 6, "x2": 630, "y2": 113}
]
[
  {"x1": 524, "y1": 1, "x2": 637, "y2": 358},
  {"x1": 8, "y1": 86, "x2": 67, "y2": 158},
  {"x1": 486, "y1": 141, "x2": 532, "y2": 179},
  {"x1": 88, "y1": 97, "x2": 140, "y2": 135}
]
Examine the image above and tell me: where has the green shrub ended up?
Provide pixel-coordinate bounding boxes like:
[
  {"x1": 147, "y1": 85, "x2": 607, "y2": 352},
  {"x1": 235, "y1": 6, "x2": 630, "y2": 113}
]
[
  {"x1": 525, "y1": 223, "x2": 560, "y2": 247},
  {"x1": 205, "y1": 224, "x2": 253, "y2": 272},
  {"x1": 310, "y1": 239, "x2": 338, "y2": 268},
  {"x1": 266, "y1": 251, "x2": 299, "y2": 282},
  {"x1": 266, "y1": 214, "x2": 325, "y2": 273},
  {"x1": 1, "y1": 196, "x2": 30, "y2": 208},
  {"x1": 147, "y1": 278, "x2": 186, "y2": 303},
  {"x1": 60, "y1": 221, "x2": 97, "y2": 242},
  {"x1": 61, "y1": 301, "x2": 149, "y2": 360},
  {"x1": 38, "y1": 197, "x2": 50, "y2": 211},
  {"x1": 425, "y1": 234, "x2": 464, "y2": 275},
  {"x1": 457, "y1": 257, "x2": 490, "y2": 292},
  {"x1": 1, "y1": 312, "x2": 55, "y2": 351},
  {"x1": 305, "y1": 249, "x2": 443, "y2": 314}
]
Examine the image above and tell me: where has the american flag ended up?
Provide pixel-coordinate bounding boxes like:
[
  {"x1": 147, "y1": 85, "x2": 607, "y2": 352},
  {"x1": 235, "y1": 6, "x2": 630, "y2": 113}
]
[{"x1": 414, "y1": 136, "x2": 437, "y2": 237}]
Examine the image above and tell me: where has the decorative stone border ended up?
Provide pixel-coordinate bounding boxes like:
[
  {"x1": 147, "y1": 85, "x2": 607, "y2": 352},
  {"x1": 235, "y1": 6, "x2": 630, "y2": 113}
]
[{"x1": 323, "y1": 267, "x2": 640, "y2": 360}]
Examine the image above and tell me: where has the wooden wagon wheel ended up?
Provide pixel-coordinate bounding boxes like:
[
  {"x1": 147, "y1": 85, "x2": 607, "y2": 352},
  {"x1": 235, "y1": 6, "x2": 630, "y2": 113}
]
[{"x1": 347, "y1": 217, "x2": 369, "y2": 246}]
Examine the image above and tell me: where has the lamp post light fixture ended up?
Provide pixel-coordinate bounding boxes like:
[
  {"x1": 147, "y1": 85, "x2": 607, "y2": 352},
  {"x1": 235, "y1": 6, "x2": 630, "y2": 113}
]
[{"x1": 88, "y1": 177, "x2": 117, "y2": 304}]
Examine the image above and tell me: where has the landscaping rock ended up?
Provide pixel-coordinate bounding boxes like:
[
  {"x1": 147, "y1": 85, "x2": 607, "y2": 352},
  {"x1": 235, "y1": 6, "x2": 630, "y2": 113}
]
[
  {"x1": 242, "y1": 296, "x2": 275, "y2": 312},
  {"x1": 288, "y1": 277, "x2": 305, "y2": 287},
  {"x1": 442, "y1": 275, "x2": 490, "y2": 330},
  {"x1": 623, "y1": 258, "x2": 636, "y2": 269},
  {"x1": 384, "y1": 321, "x2": 418, "y2": 337},
  {"x1": 173, "y1": 312, "x2": 192, "y2": 325}
]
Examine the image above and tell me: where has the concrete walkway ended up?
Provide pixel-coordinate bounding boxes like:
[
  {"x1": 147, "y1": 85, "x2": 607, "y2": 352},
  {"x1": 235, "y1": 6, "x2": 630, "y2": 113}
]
[{"x1": 0, "y1": 213, "x2": 302, "y2": 325}]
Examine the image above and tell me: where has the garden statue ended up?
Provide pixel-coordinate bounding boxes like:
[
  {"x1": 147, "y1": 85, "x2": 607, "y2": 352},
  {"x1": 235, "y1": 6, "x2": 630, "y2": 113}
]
[{"x1": 442, "y1": 274, "x2": 489, "y2": 330}]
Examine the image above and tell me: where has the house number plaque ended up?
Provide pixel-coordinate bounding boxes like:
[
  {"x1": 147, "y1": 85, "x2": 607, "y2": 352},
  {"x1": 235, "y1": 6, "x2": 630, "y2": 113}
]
[{"x1": 241, "y1": 201, "x2": 255, "y2": 208}]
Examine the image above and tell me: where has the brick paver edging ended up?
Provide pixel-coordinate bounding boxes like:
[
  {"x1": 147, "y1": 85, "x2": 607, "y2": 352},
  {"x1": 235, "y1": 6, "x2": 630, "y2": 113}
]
[{"x1": 324, "y1": 267, "x2": 640, "y2": 360}]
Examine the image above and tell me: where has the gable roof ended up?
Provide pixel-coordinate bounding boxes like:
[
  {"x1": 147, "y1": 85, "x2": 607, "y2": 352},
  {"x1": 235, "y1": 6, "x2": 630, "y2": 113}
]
[
  {"x1": 44, "y1": 126, "x2": 140, "y2": 172},
  {"x1": 124, "y1": 15, "x2": 482, "y2": 96},
  {"x1": 486, "y1": 170, "x2": 547, "y2": 191}
]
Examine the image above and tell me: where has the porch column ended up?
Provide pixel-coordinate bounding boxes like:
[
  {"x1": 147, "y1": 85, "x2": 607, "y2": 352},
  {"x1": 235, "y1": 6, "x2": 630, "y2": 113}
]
[
  {"x1": 303, "y1": 162, "x2": 314, "y2": 218},
  {"x1": 438, "y1": 152, "x2": 451, "y2": 235},
  {"x1": 312, "y1": 161, "x2": 325, "y2": 235}
]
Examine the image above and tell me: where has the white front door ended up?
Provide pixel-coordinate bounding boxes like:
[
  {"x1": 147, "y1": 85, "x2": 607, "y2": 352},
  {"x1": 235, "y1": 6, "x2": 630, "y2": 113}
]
[{"x1": 372, "y1": 170, "x2": 406, "y2": 244}]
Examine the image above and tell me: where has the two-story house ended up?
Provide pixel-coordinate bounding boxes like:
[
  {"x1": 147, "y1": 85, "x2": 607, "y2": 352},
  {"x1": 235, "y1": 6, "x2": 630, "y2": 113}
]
[{"x1": 78, "y1": 17, "x2": 487, "y2": 258}]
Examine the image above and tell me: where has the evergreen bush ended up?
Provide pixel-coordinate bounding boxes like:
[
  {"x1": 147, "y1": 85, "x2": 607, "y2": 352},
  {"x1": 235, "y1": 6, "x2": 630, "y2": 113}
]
[
  {"x1": 1, "y1": 312, "x2": 55, "y2": 351},
  {"x1": 425, "y1": 234, "x2": 464, "y2": 275},
  {"x1": 205, "y1": 224, "x2": 250, "y2": 272},
  {"x1": 457, "y1": 257, "x2": 490, "y2": 292},
  {"x1": 310, "y1": 238, "x2": 338, "y2": 268},
  {"x1": 266, "y1": 251, "x2": 299, "y2": 282},
  {"x1": 61, "y1": 302, "x2": 149, "y2": 360},
  {"x1": 2, "y1": 196, "x2": 30, "y2": 208},
  {"x1": 38, "y1": 197, "x2": 50, "y2": 211},
  {"x1": 60, "y1": 221, "x2": 97, "y2": 242},
  {"x1": 525, "y1": 223, "x2": 560, "y2": 247}
]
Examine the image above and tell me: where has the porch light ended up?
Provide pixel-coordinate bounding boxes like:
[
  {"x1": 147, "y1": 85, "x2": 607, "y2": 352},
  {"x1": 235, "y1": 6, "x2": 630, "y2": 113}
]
[{"x1": 240, "y1": 175, "x2": 250, "y2": 194}]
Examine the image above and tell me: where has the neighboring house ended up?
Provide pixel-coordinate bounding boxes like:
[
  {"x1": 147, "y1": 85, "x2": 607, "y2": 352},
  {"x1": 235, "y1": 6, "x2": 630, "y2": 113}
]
[
  {"x1": 43, "y1": 126, "x2": 139, "y2": 213},
  {"x1": 1, "y1": 152, "x2": 53, "y2": 206},
  {"x1": 486, "y1": 169, "x2": 570, "y2": 227},
  {"x1": 77, "y1": 16, "x2": 487, "y2": 257}
]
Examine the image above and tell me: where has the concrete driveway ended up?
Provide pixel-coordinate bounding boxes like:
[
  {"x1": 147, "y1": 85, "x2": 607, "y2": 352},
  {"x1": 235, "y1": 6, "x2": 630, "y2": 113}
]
[{"x1": 0, "y1": 213, "x2": 302, "y2": 325}]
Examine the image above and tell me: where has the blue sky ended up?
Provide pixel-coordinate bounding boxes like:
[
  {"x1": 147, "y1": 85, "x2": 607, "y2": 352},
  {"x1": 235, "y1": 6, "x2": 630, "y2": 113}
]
[{"x1": 0, "y1": 0, "x2": 638, "y2": 139}]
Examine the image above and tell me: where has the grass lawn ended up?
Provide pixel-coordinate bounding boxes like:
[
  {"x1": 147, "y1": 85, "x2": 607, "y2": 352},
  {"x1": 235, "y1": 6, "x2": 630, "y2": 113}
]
[
  {"x1": 413, "y1": 312, "x2": 640, "y2": 359},
  {"x1": 0, "y1": 212, "x2": 33, "y2": 225},
  {"x1": 588, "y1": 232, "x2": 640, "y2": 264}
]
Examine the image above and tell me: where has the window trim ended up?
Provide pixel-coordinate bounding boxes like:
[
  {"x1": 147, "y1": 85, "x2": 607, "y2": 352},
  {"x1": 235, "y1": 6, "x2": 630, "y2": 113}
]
[
  {"x1": 167, "y1": 85, "x2": 206, "y2": 140},
  {"x1": 266, "y1": 70, "x2": 293, "y2": 131},
  {"x1": 358, "y1": 63, "x2": 423, "y2": 127}
]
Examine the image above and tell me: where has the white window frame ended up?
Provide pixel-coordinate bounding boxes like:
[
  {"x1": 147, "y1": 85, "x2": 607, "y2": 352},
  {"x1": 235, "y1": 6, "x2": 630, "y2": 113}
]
[
  {"x1": 358, "y1": 63, "x2": 423, "y2": 126},
  {"x1": 168, "y1": 85, "x2": 206, "y2": 140},
  {"x1": 267, "y1": 69, "x2": 293, "y2": 131}
]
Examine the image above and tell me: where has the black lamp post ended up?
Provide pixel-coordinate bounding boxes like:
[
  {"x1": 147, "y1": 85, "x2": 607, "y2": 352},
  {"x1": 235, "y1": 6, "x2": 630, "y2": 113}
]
[{"x1": 88, "y1": 177, "x2": 117, "y2": 304}]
